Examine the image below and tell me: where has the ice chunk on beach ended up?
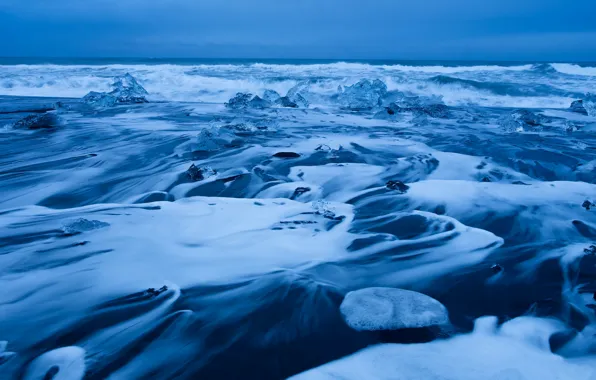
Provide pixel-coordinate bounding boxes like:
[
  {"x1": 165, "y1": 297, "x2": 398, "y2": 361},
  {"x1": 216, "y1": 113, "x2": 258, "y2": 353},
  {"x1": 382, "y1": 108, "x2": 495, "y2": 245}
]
[
  {"x1": 82, "y1": 91, "x2": 118, "y2": 107},
  {"x1": 13, "y1": 112, "x2": 63, "y2": 130},
  {"x1": 112, "y1": 73, "x2": 149, "y2": 96},
  {"x1": 377, "y1": 94, "x2": 450, "y2": 119},
  {"x1": 286, "y1": 82, "x2": 311, "y2": 108},
  {"x1": 339, "y1": 287, "x2": 449, "y2": 331},
  {"x1": 83, "y1": 73, "x2": 148, "y2": 107},
  {"x1": 110, "y1": 73, "x2": 149, "y2": 104},
  {"x1": 570, "y1": 100, "x2": 588, "y2": 115},
  {"x1": 226, "y1": 93, "x2": 274, "y2": 109},
  {"x1": 24, "y1": 346, "x2": 86, "y2": 380},
  {"x1": 263, "y1": 89, "x2": 282, "y2": 103},
  {"x1": 337, "y1": 79, "x2": 388, "y2": 110},
  {"x1": 226, "y1": 92, "x2": 253, "y2": 109},
  {"x1": 500, "y1": 109, "x2": 542, "y2": 132},
  {"x1": 584, "y1": 93, "x2": 596, "y2": 116}
]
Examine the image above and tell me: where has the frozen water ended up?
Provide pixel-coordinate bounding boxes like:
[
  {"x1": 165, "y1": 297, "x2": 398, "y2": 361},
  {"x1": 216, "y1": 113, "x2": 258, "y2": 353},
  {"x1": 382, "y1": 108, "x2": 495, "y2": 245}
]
[
  {"x1": 83, "y1": 73, "x2": 148, "y2": 107},
  {"x1": 337, "y1": 79, "x2": 388, "y2": 110},
  {"x1": 340, "y1": 287, "x2": 449, "y2": 331},
  {"x1": 1, "y1": 60, "x2": 596, "y2": 379},
  {"x1": 263, "y1": 89, "x2": 282, "y2": 103}
]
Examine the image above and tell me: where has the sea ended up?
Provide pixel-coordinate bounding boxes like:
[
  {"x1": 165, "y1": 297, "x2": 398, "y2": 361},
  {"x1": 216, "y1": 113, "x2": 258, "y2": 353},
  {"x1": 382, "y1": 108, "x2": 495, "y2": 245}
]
[{"x1": 0, "y1": 58, "x2": 595, "y2": 379}]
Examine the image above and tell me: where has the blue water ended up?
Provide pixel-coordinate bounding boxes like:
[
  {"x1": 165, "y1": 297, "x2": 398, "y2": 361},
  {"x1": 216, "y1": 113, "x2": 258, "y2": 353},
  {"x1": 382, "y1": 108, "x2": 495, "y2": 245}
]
[{"x1": 0, "y1": 60, "x2": 595, "y2": 379}]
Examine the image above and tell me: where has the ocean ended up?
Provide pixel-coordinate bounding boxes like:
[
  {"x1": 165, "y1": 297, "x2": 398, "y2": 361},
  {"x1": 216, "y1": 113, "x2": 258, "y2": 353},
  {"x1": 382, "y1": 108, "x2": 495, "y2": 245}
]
[{"x1": 0, "y1": 59, "x2": 595, "y2": 379}]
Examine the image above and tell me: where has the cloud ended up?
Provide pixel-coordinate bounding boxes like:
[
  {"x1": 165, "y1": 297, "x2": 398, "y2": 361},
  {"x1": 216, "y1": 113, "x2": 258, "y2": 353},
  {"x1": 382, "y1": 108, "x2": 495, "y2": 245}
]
[{"x1": 1, "y1": 0, "x2": 595, "y2": 60}]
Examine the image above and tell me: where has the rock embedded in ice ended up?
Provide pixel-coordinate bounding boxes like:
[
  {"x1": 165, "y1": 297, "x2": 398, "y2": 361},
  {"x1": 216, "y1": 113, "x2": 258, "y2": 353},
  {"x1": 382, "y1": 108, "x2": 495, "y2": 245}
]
[
  {"x1": 582, "y1": 200, "x2": 594, "y2": 210},
  {"x1": 24, "y1": 346, "x2": 86, "y2": 380},
  {"x1": 13, "y1": 112, "x2": 63, "y2": 130},
  {"x1": 337, "y1": 79, "x2": 388, "y2": 110},
  {"x1": 569, "y1": 100, "x2": 589, "y2": 115},
  {"x1": 186, "y1": 163, "x2": 216, "y2": 182},
  {"x1": 340, "y1": 287, "x2": 450, "y2": 331},
  {"x1": 584, "y1": 245, "x2": 596, "y2": 255},
  {"x1": 386, "y1": 180, "x2": 410, "y2": 193}
]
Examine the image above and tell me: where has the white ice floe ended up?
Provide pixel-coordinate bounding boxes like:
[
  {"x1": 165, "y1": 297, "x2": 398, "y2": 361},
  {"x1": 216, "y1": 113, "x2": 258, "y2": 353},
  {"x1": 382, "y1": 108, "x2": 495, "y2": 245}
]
[{"x1": 340, "y1": 287, "x2": 449, "y2": 331}]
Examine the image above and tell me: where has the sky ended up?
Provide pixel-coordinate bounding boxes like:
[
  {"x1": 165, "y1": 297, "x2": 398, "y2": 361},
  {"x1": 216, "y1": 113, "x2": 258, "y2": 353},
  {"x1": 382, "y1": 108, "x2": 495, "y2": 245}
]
[{"x1": 1, "y1": 0, "x2": 595, "y2": 61}]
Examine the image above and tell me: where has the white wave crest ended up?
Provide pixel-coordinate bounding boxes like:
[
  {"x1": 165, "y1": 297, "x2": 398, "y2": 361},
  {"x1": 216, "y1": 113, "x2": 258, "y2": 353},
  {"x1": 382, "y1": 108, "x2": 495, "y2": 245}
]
[
  {"x1": 551, "y1": 63, "x2": 596, "y2": 76},
  {"x1": 0, "y1": 62, "x2": 586, "y2": 109}
]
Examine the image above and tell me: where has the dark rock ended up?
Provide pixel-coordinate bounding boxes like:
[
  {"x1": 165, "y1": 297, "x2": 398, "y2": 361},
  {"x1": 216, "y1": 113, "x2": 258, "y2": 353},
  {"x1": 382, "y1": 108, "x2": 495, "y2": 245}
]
[
  {"x1": 481, "y1": 177, "x2": 492, "y2": 183},
  {"x1": 275, "y1": 96, "x2": 299, "y2": 108},
  {"x1": 315, "y1": 144, "x2": 332, "y2": 152},
  {"x1": 13, "y1": 112, "x2": 62, "y2": 130},
  {"x1": 292, "y1": 187, "x2": 311, "y2": 198},
  {"x1": 491, "y1": 264, "x2": 503, "y2": 274},
  {"x1": 386, "y1": 180, "x2": 410, "y2": 193},
  {"x1": 570, "y1": 100, "x2": 588, "y2": 115},
  {"x1": 583, "y1": 200, "x2": 594, "y2": 211},
  {"x1": 186, "y1": 164, "x2": 216, "y2": 182},
  {"x1": 146, "y1": 285, "x2": 168, "y2": 297},
  {"x1": 273, "y1": 152, "x2": 301, "y2": 159},
  {"x1": 584, "y1": 245, "x2": 596, "y2": 255},
  {"x1": 512, "y1": 181, "x2": 530, "y2": 185}
]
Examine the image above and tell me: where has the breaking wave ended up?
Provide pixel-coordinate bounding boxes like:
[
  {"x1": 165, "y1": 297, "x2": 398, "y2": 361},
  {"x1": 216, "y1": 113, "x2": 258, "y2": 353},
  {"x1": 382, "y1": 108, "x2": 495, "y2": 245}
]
[{"x1": 0, "y1": 61, "x2": 594, "y2": 108}]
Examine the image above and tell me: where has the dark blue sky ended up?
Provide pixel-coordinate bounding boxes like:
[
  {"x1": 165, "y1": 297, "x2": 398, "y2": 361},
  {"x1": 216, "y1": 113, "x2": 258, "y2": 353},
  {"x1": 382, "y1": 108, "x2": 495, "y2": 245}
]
[{"x1": 1, "y1": 0, "x2": 595, "y2": 60}]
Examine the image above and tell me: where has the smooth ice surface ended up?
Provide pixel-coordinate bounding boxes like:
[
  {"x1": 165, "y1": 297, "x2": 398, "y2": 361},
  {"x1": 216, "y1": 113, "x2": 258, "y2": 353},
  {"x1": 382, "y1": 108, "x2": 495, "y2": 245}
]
[{"x1": 340, "y1": 287, "x2": 449, "y2": 331}]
